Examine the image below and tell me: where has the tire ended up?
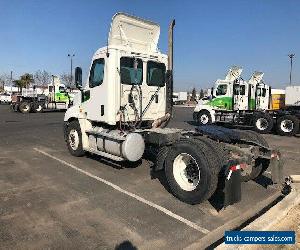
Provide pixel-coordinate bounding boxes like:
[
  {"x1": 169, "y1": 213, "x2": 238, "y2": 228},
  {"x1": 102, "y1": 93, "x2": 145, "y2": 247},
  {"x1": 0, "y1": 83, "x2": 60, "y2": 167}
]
[
  {"x1": 33, "y1": 103, "x2": 44, "y2": 113},
  {"x1": 276, "y1": 115, "x2": 299, "y2": 136},
  {"x1": 252, "y1": 112, "x2": 273, "y2": 134},
  {"x1": 66, "y1": 121, "x2": 85, "y2": 157},
  {"x1": 197, "y1": 110, "x2": 212, "y2": 125},
  {"x1": 235, "y1": 130, "x2": 270, "y2": 181},
  {"x1": 164, "y1": 138, "x2": 219, "y2": 204},
  {"x1": 192, "y1": 137, "x2": 228, "y2": 198},
  {"x1": 19, "y1": 101, "x2": 31, "y2": 113}
]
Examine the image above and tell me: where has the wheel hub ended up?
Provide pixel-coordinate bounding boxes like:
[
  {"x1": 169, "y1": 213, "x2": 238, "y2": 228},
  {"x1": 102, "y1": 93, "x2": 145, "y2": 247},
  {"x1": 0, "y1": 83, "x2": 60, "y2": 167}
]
[
  {"x1": 173, "y1": 153, "x2": 200, "y2": 191},
  {"x1": 256, "y1": 118, "x2": 268, "y2": 130},
  {"x1": 200, "y1": 114, "x2": 208, "y2": 124},
  {"x1": 36, "y1": 105, "x2": 42, "y2": 111},
  {"x1": 281, "y1": 120, "x2": 293, "y2": 133},
  {"x1": 68, "y1": 129, "x2": 79, "y2": 150}
]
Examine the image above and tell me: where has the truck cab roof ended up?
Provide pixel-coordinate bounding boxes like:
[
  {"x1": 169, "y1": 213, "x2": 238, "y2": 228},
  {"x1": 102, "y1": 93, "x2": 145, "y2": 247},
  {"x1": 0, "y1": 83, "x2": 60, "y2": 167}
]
[
  {"x1": 108, "y1": 12, "x2": 160, "y2": 53},
  {"x1": 92, "y1": 13, "x2": 167, "y2": 61}
]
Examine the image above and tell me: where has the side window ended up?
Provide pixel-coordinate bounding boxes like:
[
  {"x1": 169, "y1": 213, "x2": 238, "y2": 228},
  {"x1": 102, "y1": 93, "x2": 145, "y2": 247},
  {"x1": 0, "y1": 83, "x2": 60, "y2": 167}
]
[
  {"x1": 240, "y1": 85, "x2": 246, "y2": 95},
  {"x1": 216, "y1": 84, "x2": 227, "y2": 96},
  {"x1": 147, "y1": 61, "x2": 166, "y2": 87},
  {"x1": 89, "y1": 58, "x2": 105, "y2": 88},
  {"x1": 120, "y1": 57, "x2": 143, "y2": 85}
]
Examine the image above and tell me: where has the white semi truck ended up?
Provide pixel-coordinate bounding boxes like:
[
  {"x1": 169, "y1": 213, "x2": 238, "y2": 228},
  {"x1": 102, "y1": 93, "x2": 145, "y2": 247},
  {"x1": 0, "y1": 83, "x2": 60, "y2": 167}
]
[
  {"x1": 63, "y1": 13, "x2": 283, "y2": 205},
  {"x1": 193, "y1": 69, "x2": 300, "y2": 136}
]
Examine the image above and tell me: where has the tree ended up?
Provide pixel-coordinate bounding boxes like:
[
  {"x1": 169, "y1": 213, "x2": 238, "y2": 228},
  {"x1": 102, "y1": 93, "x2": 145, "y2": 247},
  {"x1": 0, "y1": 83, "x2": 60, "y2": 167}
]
[
  {"x1": 13, "y1": 73, "x2": 34, "y2": 92},
  {"x1": 0, "y1": 73, "x2": 11, "y2": 89},
  {"x1": 199, "y1": 88, "x2": 204, "y2": 99},
  {"x1": 34, "y1": 70, "x2": 51, "y2": 87},
  {"x1": 191, "y1": 87, "x2": 197, "y2": 101},
  {"x1": 60, "y1": 73, "x2": 72, "y2": 88}
]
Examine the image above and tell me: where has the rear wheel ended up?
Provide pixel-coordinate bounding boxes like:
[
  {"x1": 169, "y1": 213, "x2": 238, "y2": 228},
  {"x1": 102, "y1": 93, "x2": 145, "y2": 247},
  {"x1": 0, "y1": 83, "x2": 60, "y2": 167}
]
[
  {"x1": 66, "y1": 121, "x2": 85, "y2": 157},
  {"x1": 253, "y1": 113, "x2": 273, "y2": 134},
  {"x1": 276, "y1": 115, "x2": 299, "y2": 136},
  {"x1": 197, "y1": 110, "x2": 212, "y2": 125},
  {"x1": 19, "y1": 101, "x2": 31, "y2": 113},
  {"x1": 164, "y1": 138, "x2": 218, "y2": 204}
]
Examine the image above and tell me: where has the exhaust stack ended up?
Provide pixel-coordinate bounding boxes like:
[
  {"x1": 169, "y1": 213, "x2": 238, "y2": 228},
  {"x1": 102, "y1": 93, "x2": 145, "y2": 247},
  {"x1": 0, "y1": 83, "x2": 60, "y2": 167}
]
[{"x1": 166, "y1": 19, "x2": 175, "y2": 116}]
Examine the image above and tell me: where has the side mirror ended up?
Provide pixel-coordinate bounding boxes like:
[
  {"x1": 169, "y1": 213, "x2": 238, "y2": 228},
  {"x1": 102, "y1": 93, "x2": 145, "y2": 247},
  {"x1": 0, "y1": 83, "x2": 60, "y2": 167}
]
[{"x1": 75, "y1": 67, "x2": 83, "y2": 89}]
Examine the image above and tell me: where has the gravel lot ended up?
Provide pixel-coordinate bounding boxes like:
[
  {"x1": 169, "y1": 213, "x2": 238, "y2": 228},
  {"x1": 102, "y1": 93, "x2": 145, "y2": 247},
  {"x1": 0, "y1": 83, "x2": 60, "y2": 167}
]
[{"x1": 0, "y1": 104, "x2": 299, "y2": 249}]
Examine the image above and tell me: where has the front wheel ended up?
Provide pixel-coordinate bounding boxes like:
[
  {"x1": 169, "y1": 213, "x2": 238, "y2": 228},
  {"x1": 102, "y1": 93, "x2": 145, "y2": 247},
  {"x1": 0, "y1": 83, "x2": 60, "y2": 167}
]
[
  {"x1": 66, "y1": 121, "x2": 85, "y2": 157},
  {"x1": 164, "y1": 139, "x2": 218, "y2": 204},
  {"x1": 19, "y1": 101, "x2": 31, "y2": 113},
  {"x1": 197, "y1": 110, "x2": 212, "y2": 125},
  {"x1": 276, "y1": 115, "x2": 299, "y2": 136},
  {"x1": 33, "y1": 103, "x2": 44, "y2": 113}
]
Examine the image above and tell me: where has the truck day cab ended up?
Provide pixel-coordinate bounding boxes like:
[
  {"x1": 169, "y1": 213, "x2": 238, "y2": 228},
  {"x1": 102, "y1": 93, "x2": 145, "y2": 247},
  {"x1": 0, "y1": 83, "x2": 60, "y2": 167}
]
[
  {"x1": 194, "y1": 68, "x2": 300, "y2": 136},
  {"x1": 63, "y1": 13, "x2": 282, "y2": 205}
]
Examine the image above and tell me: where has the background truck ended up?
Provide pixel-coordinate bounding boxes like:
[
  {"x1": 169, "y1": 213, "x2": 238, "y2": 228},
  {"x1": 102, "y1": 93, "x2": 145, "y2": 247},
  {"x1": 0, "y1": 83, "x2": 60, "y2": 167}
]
[
  {"x1": 63, "y1": 13, "x2": 281, "y2": 205},
  {"x1": 11, "y1": 76, "x2": 72, "y2": 113},
  {"x1": 0, "y1": 92, "x2": 12, "y2": 104},
  {"x1": 193, "y1": 68, "x2": 300, "y2": 136},
  {"x1": 173, "y1": 91, "x2": 188, "y2": 105}
]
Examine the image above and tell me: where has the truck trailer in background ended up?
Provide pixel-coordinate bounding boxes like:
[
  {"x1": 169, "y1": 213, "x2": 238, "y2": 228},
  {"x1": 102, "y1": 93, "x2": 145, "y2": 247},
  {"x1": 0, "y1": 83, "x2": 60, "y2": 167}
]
[{"x1": 173, "y1": 91, "x2": 188, "y2": 104}]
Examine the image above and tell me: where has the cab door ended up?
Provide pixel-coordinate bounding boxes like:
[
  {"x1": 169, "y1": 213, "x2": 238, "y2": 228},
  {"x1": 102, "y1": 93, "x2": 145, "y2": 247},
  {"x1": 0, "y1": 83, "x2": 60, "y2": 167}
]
[
  {"x1": 233, "y1": 81, "x2": 248, "y2": 110},
  {"x1": 256, "y1": 85, "x2": 270, "y2": 110},
  {"x1": 82, "y1": 57, "x2": 107, "y2": 122}
]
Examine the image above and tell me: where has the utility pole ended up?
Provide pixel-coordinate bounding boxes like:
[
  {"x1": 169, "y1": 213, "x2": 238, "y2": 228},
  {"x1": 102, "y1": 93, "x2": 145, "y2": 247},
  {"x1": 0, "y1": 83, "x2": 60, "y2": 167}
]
[
  {"x1": 288, "y1": 53, "x2": 295, "y2": 85},
  {"x1": 68, "y1": 54, "x2": 75, "y2": 86},
  {"x1": 10, "y1": 71, "x2": 13, "y2": 92}
]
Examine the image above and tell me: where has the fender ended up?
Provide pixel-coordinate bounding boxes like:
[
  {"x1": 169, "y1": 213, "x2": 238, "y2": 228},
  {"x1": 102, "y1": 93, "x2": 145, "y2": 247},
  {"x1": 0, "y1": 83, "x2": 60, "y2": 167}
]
[{"x1": 63, "y1": 105, "x2": 91, "y2": 149}]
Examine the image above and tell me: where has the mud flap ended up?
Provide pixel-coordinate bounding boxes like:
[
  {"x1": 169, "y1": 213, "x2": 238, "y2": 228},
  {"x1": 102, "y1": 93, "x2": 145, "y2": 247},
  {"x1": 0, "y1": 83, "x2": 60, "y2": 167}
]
[
  {"x1": 224, "y1": 160, "x2": 242, "y2": 208},
  {"x1": 270, "y1": 150, "x2": 284, "y2": 184}
]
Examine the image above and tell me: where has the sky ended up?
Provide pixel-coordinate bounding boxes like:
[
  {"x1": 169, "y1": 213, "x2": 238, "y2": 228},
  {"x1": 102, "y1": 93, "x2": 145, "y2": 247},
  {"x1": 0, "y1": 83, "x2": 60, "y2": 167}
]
[{"x1": 1, "y1": 0, "x2": 300, "y2": 91}]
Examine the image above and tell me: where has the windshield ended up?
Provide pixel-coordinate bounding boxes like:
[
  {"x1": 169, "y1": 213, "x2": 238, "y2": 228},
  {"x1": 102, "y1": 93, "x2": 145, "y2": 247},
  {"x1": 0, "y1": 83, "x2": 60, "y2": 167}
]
[
  {"x1": 147, "y1": 61, "x2": 166, "y2": 87},
  {"x1": 59, "y1": 86, "x2": 66, "y2": 93}
]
